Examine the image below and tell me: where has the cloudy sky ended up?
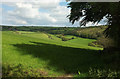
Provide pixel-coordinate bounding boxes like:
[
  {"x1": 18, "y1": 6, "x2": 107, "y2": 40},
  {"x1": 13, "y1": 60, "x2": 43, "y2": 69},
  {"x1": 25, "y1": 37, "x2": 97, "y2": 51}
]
[{"x1": 0, "y1": 0, "x2": 106, "y2": 27}]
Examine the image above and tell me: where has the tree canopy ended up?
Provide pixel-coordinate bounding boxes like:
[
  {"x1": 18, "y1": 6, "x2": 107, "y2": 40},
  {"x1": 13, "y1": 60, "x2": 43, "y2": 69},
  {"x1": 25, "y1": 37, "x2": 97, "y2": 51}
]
[{"x1": 67, "y1": 2, "x2": 120, "y2": 48}]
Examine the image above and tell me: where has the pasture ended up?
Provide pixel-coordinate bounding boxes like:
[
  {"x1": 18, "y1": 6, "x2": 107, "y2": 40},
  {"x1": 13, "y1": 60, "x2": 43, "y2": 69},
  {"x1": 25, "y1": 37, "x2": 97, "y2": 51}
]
[{"x1": 2, "y1": 31, "x2": 104, "y2": 77}]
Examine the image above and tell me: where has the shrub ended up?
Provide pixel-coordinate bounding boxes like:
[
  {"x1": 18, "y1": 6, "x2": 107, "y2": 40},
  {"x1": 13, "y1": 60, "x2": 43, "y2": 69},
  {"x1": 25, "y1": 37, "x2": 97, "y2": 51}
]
[
  {"x1": 47, "y1": 34, "x2": 52, "y2": 39},
  {"x1": 56, "y1": 34, "x2": 63, "y2": 38},
  {"x1": 88, "y1": 41, "x2": 103, "y2": 48},
  {"x1": 88, "y1": 36, "x2": 114, "y2": 48},
  {"x1": 2, "y1": 64, "x2": 48, "y2": 77},
  {"x1": 61, "y1": 37, "x2": 70, "y2": 41},
  {"x1": 88, "y1": 68, "x2": 120, "y2": 78},
  {"x1": 96, "y1": 36, "x2": 114, "y2": 48},
  {"x1": 56, "y1": 35, "x2": 75, "y2": 41}
]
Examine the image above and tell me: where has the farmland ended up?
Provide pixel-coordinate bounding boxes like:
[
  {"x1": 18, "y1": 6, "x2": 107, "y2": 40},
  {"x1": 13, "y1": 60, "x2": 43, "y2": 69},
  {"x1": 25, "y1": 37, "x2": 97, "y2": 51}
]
[
  {"x1": 2, "y1": 26, "x2": 120, "y2": 78},
  {"x1": 2, "y1": 30, "x2": 103, "y2": 77}
]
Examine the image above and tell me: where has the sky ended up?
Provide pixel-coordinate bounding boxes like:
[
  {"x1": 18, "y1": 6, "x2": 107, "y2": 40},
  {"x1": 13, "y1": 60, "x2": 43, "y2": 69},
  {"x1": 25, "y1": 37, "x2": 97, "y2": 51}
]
[{"x1": 0, "y1": 0, "x2": 107, "y2": 27}]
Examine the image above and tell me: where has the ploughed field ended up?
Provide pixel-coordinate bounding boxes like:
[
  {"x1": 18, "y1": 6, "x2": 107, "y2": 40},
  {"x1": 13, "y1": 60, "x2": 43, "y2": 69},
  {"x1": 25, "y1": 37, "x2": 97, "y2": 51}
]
[{"x1": 2, "y1": 31, "x2": 103, "y2": 77}]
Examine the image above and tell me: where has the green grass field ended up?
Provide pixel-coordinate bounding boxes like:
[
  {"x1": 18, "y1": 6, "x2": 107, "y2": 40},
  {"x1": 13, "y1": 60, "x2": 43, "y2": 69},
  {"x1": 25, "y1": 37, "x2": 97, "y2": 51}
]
[{"x1": 2, "y1": 31, "x2": 104, "y2": 77}]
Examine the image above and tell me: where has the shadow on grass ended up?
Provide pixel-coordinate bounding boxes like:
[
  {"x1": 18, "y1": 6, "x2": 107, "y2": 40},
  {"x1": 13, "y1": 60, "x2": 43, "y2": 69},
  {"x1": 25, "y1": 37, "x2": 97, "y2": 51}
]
[{"x1": 12, "y1": 41, "x2": 103, "y2": 74}]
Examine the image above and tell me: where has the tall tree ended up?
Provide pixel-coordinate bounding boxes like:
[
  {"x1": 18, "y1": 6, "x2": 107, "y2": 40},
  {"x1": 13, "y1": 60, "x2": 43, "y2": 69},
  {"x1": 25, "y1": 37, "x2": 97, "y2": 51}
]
[{"x1": 67, "y1": 2, "x2": 120, "y2": 49}]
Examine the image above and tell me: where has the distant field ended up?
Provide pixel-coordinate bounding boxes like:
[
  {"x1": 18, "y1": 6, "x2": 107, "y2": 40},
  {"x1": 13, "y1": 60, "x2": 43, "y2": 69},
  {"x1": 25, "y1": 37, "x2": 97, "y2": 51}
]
[
  {"x1": 2, "y1": 25, "x2": 107, "y2": 39},
  {"x1": 2, "y1": 31, "x2": 103, "y2": 77}
]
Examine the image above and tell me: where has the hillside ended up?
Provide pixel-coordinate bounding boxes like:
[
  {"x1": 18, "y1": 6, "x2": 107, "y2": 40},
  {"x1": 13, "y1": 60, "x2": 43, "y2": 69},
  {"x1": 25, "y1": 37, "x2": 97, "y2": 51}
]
[
  {"x1": 2, "y1": 31, "x2": 102, "y2": 77},
  {"x1": 2, "y1": 25, "x2": 107, "y2": 39},
  {"x1": 2, "y1": 27, "x2": 120, "y2": 78}
]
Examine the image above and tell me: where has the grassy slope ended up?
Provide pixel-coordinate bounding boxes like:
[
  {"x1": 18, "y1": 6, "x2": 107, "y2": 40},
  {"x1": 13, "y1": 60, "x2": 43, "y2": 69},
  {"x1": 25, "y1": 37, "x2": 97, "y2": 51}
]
[{"x1": 2, "y1": 31, "x2": 103, "y2": 77}]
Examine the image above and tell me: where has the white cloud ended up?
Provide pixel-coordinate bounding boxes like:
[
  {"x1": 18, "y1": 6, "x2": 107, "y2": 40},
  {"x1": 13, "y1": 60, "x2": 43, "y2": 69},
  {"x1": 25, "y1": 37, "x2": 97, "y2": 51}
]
[
  {"x1": 13, "y1": 3, "x2": 39, "y2": 18},
  {"x1": 1, "y1": 0, "x2": 106, "y2": 27},
  {"x1": 1, "y1": 0, "x2": 80, "y2": 26},
  {"x1": 49, "y1": 5, "x2": 70, "y2": 25},
  {"x1": 2, "y1": 0, "x2": 61, "y2": 8},
  {"x1": 38, "y1": 13, "x2": 57, "y2": 23},
  {"x1": 8, "y1": 19, "x2": 27, "y2": 24},
  {"x1": 0, "y1": 8, "x2": 2, "y2": 12},
  {"x1": 31, "y1": 0, "x2": 60, "y2": 8},
  {"x1": 51, "y1": 6, "x2": 70, "y2": 17},
  {"x1": 86, "y1": 22, "x2": 93, "y2": 26},
  {"x1": 5, "y1": 1, "x2": 58, "y2": 23},
  {"x1": 2, "y1": 0, "x2": 61, "y2": 3}
]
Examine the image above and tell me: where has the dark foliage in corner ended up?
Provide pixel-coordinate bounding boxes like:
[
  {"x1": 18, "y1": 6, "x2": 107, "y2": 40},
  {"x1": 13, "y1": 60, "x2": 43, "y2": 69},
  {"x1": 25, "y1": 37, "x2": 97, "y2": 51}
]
[{"x1": 68, "y1": 2, "x2": 120, "y2": 49}]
